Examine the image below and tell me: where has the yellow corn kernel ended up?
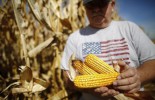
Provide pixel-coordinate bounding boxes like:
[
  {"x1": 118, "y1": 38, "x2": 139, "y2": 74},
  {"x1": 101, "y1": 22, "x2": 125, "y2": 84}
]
[
  {"x1": 72, "y1": 60, "x2": 98, "y2": 75},
  {"x1": 74, "y1": 73, "x2": 119, "y2": 88},
  {"x1": 85, "y1": 54, "x2": 116, "y2": 74}
]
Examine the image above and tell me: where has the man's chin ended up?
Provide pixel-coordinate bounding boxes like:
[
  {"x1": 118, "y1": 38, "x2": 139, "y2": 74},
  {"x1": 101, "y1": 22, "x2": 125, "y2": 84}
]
[
  {"x1": 92, "y1": 21, "x2": 109, "y2": 28},
  {"x1": 93, "y1": 16, "x2": 104, "y2": 21}
]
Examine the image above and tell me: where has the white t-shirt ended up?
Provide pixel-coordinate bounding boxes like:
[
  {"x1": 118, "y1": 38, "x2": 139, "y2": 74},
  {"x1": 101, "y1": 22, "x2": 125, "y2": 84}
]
[{"x1": 61, "y1": 21, "x2": 155, "y2": 100}]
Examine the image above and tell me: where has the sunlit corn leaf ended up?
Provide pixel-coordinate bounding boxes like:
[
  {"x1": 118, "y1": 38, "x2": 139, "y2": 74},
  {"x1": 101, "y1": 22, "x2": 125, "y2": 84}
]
[
  {"x1": 60, "y1": 0, "x2": 70, "y2": 19},
  {"x1": 12, "y1": 0, "x2": 23, "y2": 33},
  {"x1": 28, "y1": 37, "x2": 54, "y2": 58},
  {"x1": 12, "y1": 87, "x2": 29, "y2": 94},
  {"x1": 49, "y1": 0, "x2": 61, "y2": 18},
  {"x1": 68, "y1": 53, "x2": 76, "y2": 81},
  {"x1": 32, "y1": 83, "x2": 46, "y2": 93},
  {"x1": 27, "y1": 0, "x2": 42, "y2": 25},
  {"x1": 12, "y1": 0, "x2": 28, "y2": 30},
  {"x1": 27, "y1": 0, "x2": 53, "y2": 30},
  {"x1": 33, "y1": 78, "x2": 49, "y2": 88},
  {"x1": 55, "y1": 47, "x2": 60, "y2": 68},
  {"x1": 1, "y1": 82, "x2": 21, "y2": 94},
  {"x1": 41, "y1": 1, "x2": 53, "y2": 30}
]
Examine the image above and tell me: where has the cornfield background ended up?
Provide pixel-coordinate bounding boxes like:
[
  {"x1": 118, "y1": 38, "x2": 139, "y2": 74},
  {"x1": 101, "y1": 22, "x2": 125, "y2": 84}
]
[{"x1": 0, "y1": 0, "x2": 155, "y2": 100}]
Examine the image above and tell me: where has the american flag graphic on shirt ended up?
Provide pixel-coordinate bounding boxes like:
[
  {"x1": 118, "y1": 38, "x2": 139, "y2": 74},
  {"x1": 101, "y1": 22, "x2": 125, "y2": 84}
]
[{"x1": 82, "y1": 38, "x2": 130, "y2": 65}]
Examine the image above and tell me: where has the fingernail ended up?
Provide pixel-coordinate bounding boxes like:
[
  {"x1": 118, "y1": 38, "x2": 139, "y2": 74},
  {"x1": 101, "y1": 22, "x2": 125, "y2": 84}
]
[
  {"x1": 113, "y1": 61, "x2": 117, "y2": 64},
  {"x1": 116, "y1": 91, "x2": 120, "y2": 94},
  {"x1": 113, "y1": 82, "x2": 117, "y2": 86},
  {"x1": 117, "y1": 76, "x2": 121, "y2": 80},
  {"x1": 104, "y1": 88, "x2": 108, "y2": 92},
  {"x1": 94, "y1": 88, "x2": 99, "y2": 92}
]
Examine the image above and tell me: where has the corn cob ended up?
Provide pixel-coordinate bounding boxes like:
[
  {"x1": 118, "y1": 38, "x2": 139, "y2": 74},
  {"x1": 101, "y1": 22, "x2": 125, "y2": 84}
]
[
  {"x1": 74, "y1": 73, "x2": 119, "y2": 88},
  {"x1": 72, "y1": 60, "x2": 98, "y2": 75},
  {"x1": 85, "y1": 54, "x2": 116, "y2": 74}
]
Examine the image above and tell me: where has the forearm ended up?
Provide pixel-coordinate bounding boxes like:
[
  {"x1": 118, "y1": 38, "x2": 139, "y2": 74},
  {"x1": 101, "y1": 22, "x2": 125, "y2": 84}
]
[{"x1": 137, "y1": 59, "x2": 155, "y2": 85}]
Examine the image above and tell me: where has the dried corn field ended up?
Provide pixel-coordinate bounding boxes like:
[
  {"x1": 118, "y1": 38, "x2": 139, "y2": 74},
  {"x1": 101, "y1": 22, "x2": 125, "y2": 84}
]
[
  {"x1": 0, "y1": 0, "x2": 155, "y2": 100},
  {"x1": 0, "y1": 0, "x2": 85, "y2": 99}
]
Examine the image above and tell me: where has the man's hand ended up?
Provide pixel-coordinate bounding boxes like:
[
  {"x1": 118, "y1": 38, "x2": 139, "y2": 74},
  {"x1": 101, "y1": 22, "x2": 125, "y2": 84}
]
[
  {"x1": 113, "y1": 60, "x2": 141, "y2": 93},
  {"x1": 94, "y1": 87, "x2": 119, "y2": 97}
]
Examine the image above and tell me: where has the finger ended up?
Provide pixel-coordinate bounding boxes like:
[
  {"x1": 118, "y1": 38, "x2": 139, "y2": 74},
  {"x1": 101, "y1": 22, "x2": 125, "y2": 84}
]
[
  {"x1": 108, "y1": 89, "x2": 119, "y2": 96},
  {"x1": 117, "y1": 60, "x2": 129, "y2": 72},
  {"x1": 94, "y1": 87, "x2": 108, "y2": 93},
  {"x1": 114, "y1": 80, "x2": 140, "y2": 91},
  {"x1": 113, "y1": 91, "x2": 120, "y2": 96},
  {"x1": 118, "y1": 67, "x2": 137, "y2": 80},
  {"x1": 101, "y1": 92, "x2": 109, "y2": 97},
  {"x1": 128, "y1": 86, "x2": 141, "y2": 93},
  {"x1": 113, "y1": 75, "x2": 138, "y2": 86},
  {"x1": 113, "y1": 61, "x2": 121, "y2": 73},
  {"x1": 101, "y1": 89, "x2": 119, "y2": 97}
]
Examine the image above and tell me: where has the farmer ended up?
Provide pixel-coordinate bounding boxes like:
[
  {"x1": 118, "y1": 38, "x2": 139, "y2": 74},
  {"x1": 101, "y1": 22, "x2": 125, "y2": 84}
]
[{"x1": 61, "y1": 0, "x2": 155, "y2": 99}]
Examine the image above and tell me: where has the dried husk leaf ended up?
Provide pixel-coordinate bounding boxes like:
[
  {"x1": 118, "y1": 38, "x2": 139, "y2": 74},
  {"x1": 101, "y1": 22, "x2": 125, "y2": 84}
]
[
  {"x1": 51, "y1": 90, "x2": 68, "y2": 100},
  {"x1": 50, "y1": 47, "x2": 60, "y2": 93},
  {"x1": 20, "y1": 66, "x2": 33, "y2": 91},
  {"x1": 12, "y1": 0, "x2": 30, "y2": 66},
  {"x1": 12, "y1": 88, "x2": 29, "y2": 94},
  {"x1": 1, "y1": 82, "x2": 21, "y2": 94},
  {"x1": 50, "y1": 0, "x2": 61, "y2": 18},
  {"x1": 68, "y1": 53, "x2": 76, "y2": 81},
  {"x1": 33, "y1": 78, "x2": 49, "y2": 88},
  {"x1": 60, "y1": 0, "x2": 70, "y2": 19},
  {"x1": 12, "y1": 0, "x2": 23, "y2": 32},
  {"x1": 41, "y1": 3, "x2": 53, "y2": 30},
  {"x1": 27, "y1": 0, "x2": 42, "y2": 24},
  {"x1": 28, "y1": 37, "x2": 54, "y2": 58},
  {"x1": 27, "y1": 0, "x2": 53, "y2": 30},
  {"x1": 32, "y1": 83, "x2": 46, "y2": 93}
]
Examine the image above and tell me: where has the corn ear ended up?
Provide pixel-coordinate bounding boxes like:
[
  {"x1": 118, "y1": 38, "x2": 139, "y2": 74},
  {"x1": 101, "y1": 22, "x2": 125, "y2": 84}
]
[
  {"x1": 74, "y1": 73, "x2": 119, "y2": 88},
  {"x1": 72, "y1": 60, "x2": 98, "y2": 75},
  {"x1": 85, "y1": 54, "x2": 116, "y2": 74}
]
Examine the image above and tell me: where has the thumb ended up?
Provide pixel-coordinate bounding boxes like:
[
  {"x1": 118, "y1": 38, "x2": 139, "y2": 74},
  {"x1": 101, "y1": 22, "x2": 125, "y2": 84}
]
[
  {"x1": 112, "y1": 61, "x2": 120, "y2": 73},
  {"x1": 117, "y1": 59, "x2": 129, "y2": 72}
]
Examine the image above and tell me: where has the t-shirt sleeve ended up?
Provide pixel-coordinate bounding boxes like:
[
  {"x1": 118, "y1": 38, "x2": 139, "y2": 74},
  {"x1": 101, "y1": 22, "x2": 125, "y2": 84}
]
[
  {"x1": 129, "y1": 22, "x2": 155, "y2": 64},
  {"x1": 61, "y1": 36, "x2": 76, "y2": 70}
]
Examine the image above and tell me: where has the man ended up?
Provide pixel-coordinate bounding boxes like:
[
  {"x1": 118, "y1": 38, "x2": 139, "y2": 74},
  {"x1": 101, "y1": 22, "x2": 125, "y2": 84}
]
[{"x1": 61, "y1": 0, "x2": 155, "y2": 99}]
